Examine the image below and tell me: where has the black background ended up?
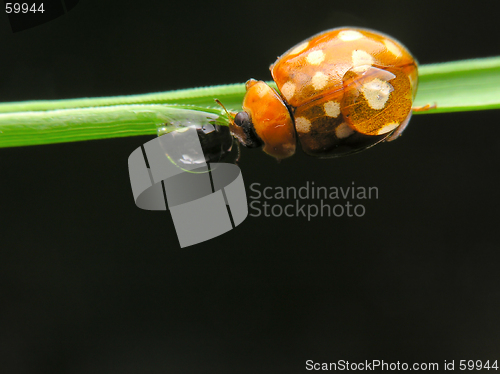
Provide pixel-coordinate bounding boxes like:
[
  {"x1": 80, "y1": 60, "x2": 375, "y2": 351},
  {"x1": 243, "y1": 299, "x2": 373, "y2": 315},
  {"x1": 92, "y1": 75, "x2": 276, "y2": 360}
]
[{"x1": 1, "y1": 1, "x2": 500, "y2": 373}]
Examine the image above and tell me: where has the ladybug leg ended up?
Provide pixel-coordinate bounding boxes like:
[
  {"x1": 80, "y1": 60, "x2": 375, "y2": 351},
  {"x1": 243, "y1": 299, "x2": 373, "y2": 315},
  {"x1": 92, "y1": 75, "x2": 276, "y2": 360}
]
[
  {"x1": 235, "y1": 141, "x2": 241, "y2": 165},
  {"x1": 385, "y1": 111, "x2": 412, "y2": 142},
  {"x1": 412, "y1": 103, "x2": 437, "y2": 112}
]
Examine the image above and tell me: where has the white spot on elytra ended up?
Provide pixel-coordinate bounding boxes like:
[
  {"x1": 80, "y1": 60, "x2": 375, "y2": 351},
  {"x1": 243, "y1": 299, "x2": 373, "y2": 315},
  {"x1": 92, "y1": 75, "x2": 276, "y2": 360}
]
[
  {"x1": 361, "y1": 78, "x2": 393, "y2": 110},
  {"x1": 281, "y1": 81, "x2": 296, "y2": 100},
  {"x1": 338, "y1": 30, "x2": 364, "y2": 41},
  {"x1": 352, "y1": 50, "x2": 374, "y2": 69},
  {"x1": 323, "y1": 101, "x2": 340, "y2": 118},
  {"x1": 376, "y1": 122, "x2": 399, "y2": 135},
  {"x1": 335, "y1": 122, "x2": 355, "y2": 139},
  {"x1": 253, "y1": 83, "x2": 267, "y2": 98},
  {"x1": 383, "y1": 39, "x2": 402, "y2": 58},
  {"x1": 311, "y1": 71, "x2": 328, "y2": 90},
  {"x1": 289, "y1": 42, "x2": 309, "y2": 55},
  {"x1": 295, "y1": 117, "x2": 311, "y2": 133},
  {"x1": 306, "y1": 50, "x2": 325, "y2": 65}
]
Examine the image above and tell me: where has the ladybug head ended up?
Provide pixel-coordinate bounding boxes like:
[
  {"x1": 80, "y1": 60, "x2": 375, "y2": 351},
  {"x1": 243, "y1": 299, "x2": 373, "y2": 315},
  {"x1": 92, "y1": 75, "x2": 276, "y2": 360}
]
[{"x1": 231, "y1": 111, "x2": 262, "y2": 148}]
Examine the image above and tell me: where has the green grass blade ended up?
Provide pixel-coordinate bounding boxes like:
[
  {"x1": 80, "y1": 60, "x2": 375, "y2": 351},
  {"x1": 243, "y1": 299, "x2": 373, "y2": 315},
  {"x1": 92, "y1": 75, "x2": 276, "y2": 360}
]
[
  {"x1": 0, "y1": 84, "x2": 247, "y2": 114},
  {"x1": 414, "y1": 56, "x2": 500, "y2": 113},
  {"x1": 0, "y1": 56, "x2": 499, "y2": 148},
  {"x1": 0, "y1": 104, "x2": 226, "y2": 148}
]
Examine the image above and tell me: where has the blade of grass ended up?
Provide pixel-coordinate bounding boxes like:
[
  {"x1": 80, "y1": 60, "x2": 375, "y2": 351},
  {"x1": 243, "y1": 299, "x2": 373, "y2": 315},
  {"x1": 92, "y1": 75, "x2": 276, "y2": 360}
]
[
  {"x1": 0, "y1": 84, "x2": 247, "y2": 114},
  {"x1": 0, "y1": 104, "x2": 226, "y2": 148},
  {"x1": 415, "y1": 56, "x2": 500, "y2": 113},
  {"x1": 0, "y1": 56, "x2": 499, "y2": 148}
]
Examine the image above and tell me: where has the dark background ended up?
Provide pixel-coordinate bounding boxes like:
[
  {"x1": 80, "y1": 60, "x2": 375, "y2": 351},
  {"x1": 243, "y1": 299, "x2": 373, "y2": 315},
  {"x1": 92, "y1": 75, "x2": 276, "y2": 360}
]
[{"x1": 1, "y1": 1, "x2": 500, "y2": 373}]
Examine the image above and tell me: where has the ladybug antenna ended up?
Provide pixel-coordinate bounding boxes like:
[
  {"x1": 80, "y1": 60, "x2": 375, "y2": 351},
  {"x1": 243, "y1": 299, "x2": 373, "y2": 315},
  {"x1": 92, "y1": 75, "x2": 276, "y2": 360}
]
[{"x1": 215, "y1": 99, "x2": 235, "y2": 126}]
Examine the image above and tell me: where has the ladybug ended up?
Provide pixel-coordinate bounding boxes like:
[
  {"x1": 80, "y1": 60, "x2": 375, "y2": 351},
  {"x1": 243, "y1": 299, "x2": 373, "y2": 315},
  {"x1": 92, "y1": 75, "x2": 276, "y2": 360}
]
[{"x1": 228, "y1": 27, "x2": 419, "y2": 160}]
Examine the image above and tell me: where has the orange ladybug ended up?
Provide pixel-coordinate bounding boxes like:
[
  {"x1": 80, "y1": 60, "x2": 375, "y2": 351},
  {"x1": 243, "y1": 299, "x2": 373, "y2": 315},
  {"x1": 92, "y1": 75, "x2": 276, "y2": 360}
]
[{"x1": 229, "y1": 27, "x2": 419, "y2": 160}]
